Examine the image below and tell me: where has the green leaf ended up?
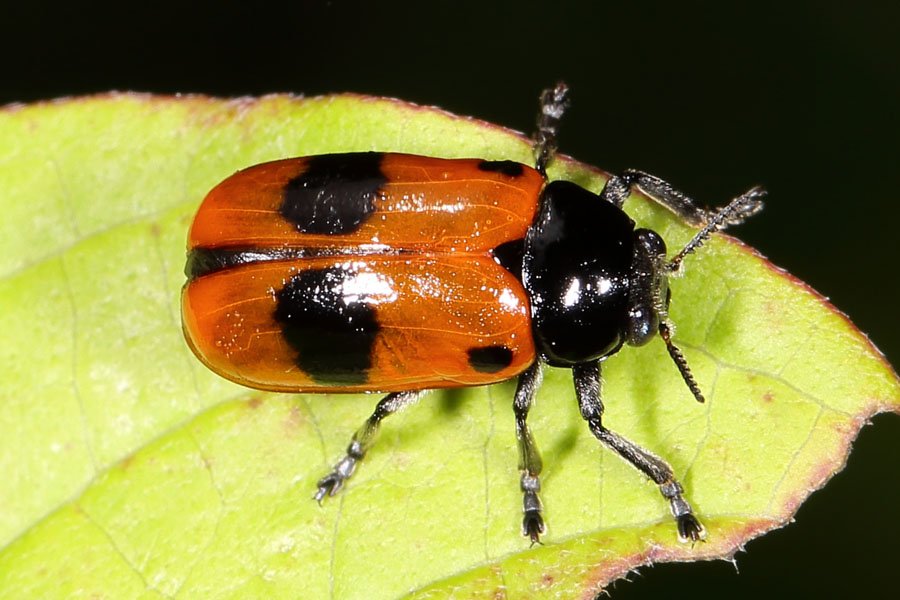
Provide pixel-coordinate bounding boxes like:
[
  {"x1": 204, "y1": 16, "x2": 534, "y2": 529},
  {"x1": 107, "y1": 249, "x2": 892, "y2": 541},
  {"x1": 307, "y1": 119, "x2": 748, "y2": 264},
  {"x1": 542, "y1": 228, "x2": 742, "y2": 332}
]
[{"x1": 1, "y1": 94, "x2": 897, "y2": 599}]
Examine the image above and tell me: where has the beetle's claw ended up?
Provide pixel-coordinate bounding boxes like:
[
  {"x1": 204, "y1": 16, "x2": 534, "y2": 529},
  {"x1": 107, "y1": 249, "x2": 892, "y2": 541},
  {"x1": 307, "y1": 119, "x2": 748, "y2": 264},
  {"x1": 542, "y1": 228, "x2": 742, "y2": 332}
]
[
  {"x1": 677, "y1": 514, "x2": 706, "y2": 545},
  {"x1": 314, "y1": 473, "x2": 345, "y2": 503},
  {"x1": 523, "y1": 510, "x2": 545, "y2": 546},
  {"x1": 314, "y1": 453, "x2": 359, "y2": 503}
]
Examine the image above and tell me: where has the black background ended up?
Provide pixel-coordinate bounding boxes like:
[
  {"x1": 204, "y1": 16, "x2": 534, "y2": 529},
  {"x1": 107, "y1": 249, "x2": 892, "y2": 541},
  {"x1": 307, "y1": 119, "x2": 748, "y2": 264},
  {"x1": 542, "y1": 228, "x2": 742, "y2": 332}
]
[{"x1": 4, "y1": 1, "x2": 898, "y2": 598}]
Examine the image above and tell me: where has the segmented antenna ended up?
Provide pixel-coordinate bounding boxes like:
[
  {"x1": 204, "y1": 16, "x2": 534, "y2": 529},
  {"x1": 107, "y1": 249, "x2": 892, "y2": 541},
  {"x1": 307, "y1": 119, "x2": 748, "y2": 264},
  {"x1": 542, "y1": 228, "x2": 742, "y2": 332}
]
[
  {"x1": 666, "y1": 186, "x2": 766, "y2": 272},
  {"x1": 659, "y1": 321, "x2": 705, "y2": 403},
  {"x1": 661, "y1": 185, "x2": 766, "y2": 403}
]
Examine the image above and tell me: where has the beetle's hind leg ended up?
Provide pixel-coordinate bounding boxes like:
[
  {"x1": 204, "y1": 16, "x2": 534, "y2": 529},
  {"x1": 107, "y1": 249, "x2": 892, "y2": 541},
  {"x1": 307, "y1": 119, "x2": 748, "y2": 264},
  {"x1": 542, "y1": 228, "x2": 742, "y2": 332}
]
[
  {"x1": 513, "y1": 363, "x2": 546, "y2": 544},
  {"x1": 533, "y1": 82, "x2": 570, "y2": 177},
  {"x1": 314, "y1": 390, "x2": 426, "y2": 502},
  {"x1": 572, "y1": 361, "x2": 705, "y2": 542}
]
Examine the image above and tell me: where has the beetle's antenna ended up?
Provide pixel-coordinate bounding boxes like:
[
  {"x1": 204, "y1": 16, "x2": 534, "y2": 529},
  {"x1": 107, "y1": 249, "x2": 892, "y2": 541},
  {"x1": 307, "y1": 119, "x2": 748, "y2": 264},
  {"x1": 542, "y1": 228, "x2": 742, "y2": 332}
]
[
  {"x1": 660, "y1": 185, "x2": 765, "y2": 403},
  {"x1": 659, "y1": 321, "x2": 705, "y2": 403},
  {"x1": 666, "y1": 186, "x2": 766, "y2": 272}
]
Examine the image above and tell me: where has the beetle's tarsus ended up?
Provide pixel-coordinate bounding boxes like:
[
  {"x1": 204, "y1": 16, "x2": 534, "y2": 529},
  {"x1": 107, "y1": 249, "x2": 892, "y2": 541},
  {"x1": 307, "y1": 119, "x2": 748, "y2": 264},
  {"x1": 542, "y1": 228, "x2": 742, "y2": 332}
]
[
  {"x1": 533, "y1": 82, "x2": 570, "y2": 177},
  {"x1": 314, "y1": 471, "x2": 346, "y2": 503},
  {"x1": 314, "y1": 452, "x2": 359, "y2": 503}
]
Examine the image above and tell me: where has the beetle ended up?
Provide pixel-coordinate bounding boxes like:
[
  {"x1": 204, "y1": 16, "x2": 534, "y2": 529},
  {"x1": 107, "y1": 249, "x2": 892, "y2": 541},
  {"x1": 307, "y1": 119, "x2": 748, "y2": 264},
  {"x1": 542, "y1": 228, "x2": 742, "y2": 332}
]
[{"x1": 181, "y1": 83, "x2": 764, "y2": 544}]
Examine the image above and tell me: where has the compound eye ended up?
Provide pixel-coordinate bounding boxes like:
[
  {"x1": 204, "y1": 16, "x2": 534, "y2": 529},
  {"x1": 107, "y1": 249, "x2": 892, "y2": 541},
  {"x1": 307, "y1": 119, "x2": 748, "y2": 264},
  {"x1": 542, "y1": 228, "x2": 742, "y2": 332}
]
[
  {"x1": 626, "y1": 228, "x2": 668, "y2": 347},
  {"x1": 635, "y1": 228, "x2": 666, "y2": 258},
  {"x1": 627, "y1": 303, "x2": 658, "y2": 346}
]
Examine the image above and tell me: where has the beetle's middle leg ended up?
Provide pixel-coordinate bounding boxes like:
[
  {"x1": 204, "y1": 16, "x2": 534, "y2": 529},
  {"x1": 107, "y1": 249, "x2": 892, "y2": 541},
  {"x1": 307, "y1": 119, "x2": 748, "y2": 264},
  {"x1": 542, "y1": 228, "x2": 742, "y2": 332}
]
[
  {"x1": 513, "y1": 363, "x2": 546, "y2": 544},
  {"x1": 315, "y1": 390, "x2": 425, "y2": 502}
]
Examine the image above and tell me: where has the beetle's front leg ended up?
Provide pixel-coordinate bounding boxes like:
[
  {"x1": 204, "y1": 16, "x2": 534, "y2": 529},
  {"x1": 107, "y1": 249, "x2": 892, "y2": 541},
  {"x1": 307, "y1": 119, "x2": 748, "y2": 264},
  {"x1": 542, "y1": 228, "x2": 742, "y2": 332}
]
[
  {"x1": 572, "y1": 361, "x2": 705, "y2": 542},
  {"x1": 599, "y1": 169, "x2": 710, "y2": 225}
]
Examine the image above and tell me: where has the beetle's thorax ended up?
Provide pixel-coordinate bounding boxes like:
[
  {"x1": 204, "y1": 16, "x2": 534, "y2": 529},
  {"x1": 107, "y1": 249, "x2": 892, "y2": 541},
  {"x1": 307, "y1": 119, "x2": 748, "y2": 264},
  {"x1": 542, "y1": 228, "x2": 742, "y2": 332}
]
[{"x1": 522, "y1": 180, "x2": 669, "y2": 367}]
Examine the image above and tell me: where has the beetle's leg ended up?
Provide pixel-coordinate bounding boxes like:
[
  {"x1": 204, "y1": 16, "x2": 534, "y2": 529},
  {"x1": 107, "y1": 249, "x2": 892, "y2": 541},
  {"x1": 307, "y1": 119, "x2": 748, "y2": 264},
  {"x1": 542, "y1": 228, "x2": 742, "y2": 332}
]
[
  {"x1": 600, "y1": 169, "x2": 710, "y2": 226},
  {"x1": 533, "y1": 82, "x2": 570, "y2": 177},
  {"x1": 314, "y1": 390, "x2": 425, "y2": 502},
  {"x1": 572, "y1": 361, "x2": 705, "y2": 543},
  {"x1": 513, "y1": 363, "x2": 545, "y2": 544}
]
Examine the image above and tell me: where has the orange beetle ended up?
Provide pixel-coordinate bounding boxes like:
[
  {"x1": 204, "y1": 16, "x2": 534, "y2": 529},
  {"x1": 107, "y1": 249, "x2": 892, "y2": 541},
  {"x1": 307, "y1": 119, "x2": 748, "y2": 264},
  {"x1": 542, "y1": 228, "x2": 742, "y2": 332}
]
[{"x1": 182, "y1": 84, "x2": 764, "y2": 544}]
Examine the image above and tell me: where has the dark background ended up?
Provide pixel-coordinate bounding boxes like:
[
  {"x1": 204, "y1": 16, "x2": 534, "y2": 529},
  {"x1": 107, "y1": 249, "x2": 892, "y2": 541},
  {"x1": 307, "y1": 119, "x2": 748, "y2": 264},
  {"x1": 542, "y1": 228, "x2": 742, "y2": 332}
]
[{"x1": 4, "y1": 1, "x2": 898, "y2": 597}]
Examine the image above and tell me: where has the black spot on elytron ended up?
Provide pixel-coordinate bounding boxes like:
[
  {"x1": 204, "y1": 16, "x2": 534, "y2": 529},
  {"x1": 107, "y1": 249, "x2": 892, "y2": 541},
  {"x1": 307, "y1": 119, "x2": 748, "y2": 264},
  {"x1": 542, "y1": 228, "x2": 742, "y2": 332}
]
[
  {"x1": 274, "y1": 266, "x2": 381, "y2": 385},
  {"x1": 477, "y1": 160, "x2": 525, "y2": 178},
  {"x1": 281, "y1": 152, "x2": 386, "y2": 235},
  {"x1": 467, "y1": 345, "x2": 515, "y2": 373}
]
